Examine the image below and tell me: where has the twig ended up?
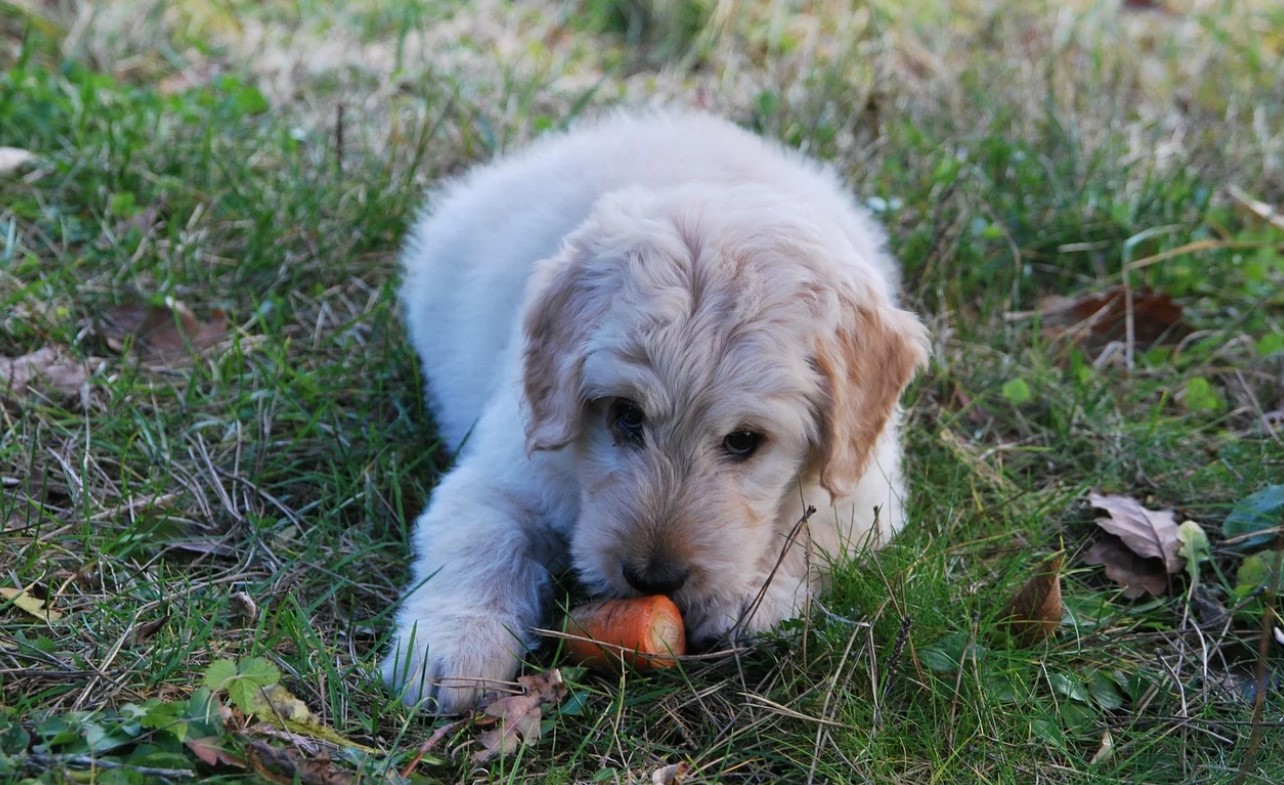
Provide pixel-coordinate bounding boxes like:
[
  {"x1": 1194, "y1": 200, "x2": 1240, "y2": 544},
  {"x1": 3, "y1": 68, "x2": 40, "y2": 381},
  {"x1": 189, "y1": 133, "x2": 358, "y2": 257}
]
[
  {"x1": 806, "y1": 612, "x2": 865, "y2": 785},
  {"x1": 400, "y1": 719, "x2": 461, "y2": 777},
  {"x1": 534, "y1": 627, "x2": 748, "y2": 663},
  {"x1": 1226, "y1": 185, "x2": 1284, "y2": 231},
  {"x1": 731, "y1": 505, "x2": 816, "y2": 640},
  {"x1": 741, "y1": 693, "x2": 853, "y2": 730},
  {"x1": 1232, "y1": 525, "x2": 1284, "y2": 785},
  {"x1": 26, "y1": 753, "x2": 194, "y2": 779}
]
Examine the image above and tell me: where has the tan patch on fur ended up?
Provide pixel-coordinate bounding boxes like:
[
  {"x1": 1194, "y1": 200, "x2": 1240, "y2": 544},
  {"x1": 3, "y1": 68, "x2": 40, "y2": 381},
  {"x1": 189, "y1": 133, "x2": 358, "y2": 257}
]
[
  {"x1": 522, "y1": 252, "x2": 598, "y2": 451},
  {"x1": 815, "y1": 304, "x2": 928, "y2": 497}
]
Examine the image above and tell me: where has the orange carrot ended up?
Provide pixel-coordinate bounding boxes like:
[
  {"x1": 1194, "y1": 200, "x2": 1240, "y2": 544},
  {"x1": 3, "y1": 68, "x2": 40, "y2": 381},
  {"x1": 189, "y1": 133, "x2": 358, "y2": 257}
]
[{"x1": 563, "y1": 596, "x2": 686, "y2": 671}]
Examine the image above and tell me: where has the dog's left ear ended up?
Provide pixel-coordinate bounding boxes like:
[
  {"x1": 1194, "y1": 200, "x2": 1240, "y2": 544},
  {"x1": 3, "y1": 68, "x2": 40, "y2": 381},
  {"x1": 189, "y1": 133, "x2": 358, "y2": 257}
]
[
  {"x1": 813, "y1": 298, "x2": 929, "y2": 497},
  {"x1": 521, "y1": 242, "x2": 605, "y2": 452}
]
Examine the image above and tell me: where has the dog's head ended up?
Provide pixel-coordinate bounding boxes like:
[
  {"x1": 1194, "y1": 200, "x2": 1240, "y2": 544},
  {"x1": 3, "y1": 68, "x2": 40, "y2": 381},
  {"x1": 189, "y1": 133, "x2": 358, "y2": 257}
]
[{"x1": 522, "y1": 184, "x2": 927, "y2": 641}]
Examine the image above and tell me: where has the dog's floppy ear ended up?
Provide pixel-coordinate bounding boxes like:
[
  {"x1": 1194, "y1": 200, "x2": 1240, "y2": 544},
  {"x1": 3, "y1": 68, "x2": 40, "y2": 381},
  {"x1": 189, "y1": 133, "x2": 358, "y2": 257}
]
[
  {"x1": 813, "y1": 298, "x2": 928, "y2": 497},
  {"x1": 521, "y1": 242, "x2": 606, "y2": 452}
]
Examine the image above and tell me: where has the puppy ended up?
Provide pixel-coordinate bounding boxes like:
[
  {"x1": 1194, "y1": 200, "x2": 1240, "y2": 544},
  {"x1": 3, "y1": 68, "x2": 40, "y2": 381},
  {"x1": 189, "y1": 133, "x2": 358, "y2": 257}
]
[{"x1": 383, "y1": 111, "x2": 928, "y2": 713}]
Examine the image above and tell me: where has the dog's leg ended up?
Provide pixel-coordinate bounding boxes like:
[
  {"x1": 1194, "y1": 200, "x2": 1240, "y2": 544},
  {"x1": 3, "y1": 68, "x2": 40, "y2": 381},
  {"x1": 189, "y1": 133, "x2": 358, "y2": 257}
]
[{"x1": 380, "y1": 455, "x2": 558, "y2": 713}]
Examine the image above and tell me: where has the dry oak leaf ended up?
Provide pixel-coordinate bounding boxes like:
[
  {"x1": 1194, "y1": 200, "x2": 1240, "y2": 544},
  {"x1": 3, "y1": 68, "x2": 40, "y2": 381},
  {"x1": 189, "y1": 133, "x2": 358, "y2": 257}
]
[
  {"x1": 998, "y1": 553, "x2": 1064, "y2": 646},
  {"x1": 1083, "y1": 536, "x2": 1169, "y2": 599},
  {"x1": 1088, "y1": 493, "x2": 1183, "y2": 575},
  {"x1": 0, "y1": 347, "x2": 100, "y2": 396},
  {"x1": 472, "y1": 669, "x2": 567, "y2": 763},
  {"x1": 100, "y1": 302, "x2": 228, "y2": 363}
]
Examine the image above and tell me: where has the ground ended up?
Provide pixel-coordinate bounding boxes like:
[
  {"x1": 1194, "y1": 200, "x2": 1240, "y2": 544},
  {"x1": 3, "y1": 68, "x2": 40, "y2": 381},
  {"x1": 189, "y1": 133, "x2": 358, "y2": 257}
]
[{"x1": 1, "y1": 1, "x2": 1282, "y2": 783}]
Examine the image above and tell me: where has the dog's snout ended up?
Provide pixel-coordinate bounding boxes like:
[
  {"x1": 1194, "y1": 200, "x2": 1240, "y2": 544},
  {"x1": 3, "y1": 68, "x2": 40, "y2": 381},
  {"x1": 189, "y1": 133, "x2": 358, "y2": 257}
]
[{"x1": 622, "y1": 559, "x2": 688, "y2": 595}]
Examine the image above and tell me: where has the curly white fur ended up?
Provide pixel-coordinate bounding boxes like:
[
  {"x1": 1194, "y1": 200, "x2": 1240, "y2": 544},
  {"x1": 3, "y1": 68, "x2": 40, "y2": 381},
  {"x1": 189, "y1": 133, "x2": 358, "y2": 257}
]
[{"x1": 383, "y1": 111, "x2": 928, "y2": 713}]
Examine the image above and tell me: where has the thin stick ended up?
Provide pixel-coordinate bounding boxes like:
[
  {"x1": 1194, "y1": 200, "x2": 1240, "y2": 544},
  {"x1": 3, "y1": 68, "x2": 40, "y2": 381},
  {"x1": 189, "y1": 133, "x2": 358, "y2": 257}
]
[
  {"x1": 1231, "y1": 525, "x2": 1283, "y2": 785},
  {"x1": 27, "y1": 754, "x2": 193, "y2": 779},
  {"x1": 732, "y1": 505, "x2": 816, "y2": 640},
  {"x1": 400, "y1": 720, "x2": 461, "y2": 777}
]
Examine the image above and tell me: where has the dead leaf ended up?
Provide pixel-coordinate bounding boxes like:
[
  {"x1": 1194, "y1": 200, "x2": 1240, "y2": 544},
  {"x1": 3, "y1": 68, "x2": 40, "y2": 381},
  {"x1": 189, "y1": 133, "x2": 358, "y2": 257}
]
[
  {"x1": 0, "y1": 347, "x2": 100, "y2": 397},
  {"x1": 0, "y1": 146, "x2": 36, "y2": 173},
  {"x1": 1034, "y1": 286, "x2": 1188, "y2": 349},
  {"x1": 248, "y1": 684, "x2": 314, "y2": 724},
  {"x1": 244, "y1": 740, "x2": 353, "y2": 785},
  {"x1": 514, "y1": 669, "x2": 568, "y2": 702},
  {"x1": 1088, "y1": 728, "x2": 1115, "y2": 766},
  {"x1": 100, "y1": 302, "x2": 228, "y2": 363},
  {"x1": 998, "y1": 553, "x2": 1063, "y2": 646},
  {"x1": 184, "y1": 736, "x2": 245, "y2": 768},
  {"x1": 130, "y1": 612, "x2": 169, "y2": 646},
  {"x1": 1088, "y1": 493, "x2": 1183, "y2": 575},
  {"x1": 0, "y1": 587, "x2": 63, "y2": 622},
  {"x1": 230, "y1": 591, "x2": 259, "y2": 622},
  {"x1": 652, "y1": 761, "x2": 692, "y2": 784},
  {"x1": 1083, "y1": 536, "x2": 1169, "y2": 598},
  {"x1": 472, "y1": 669, "x2": 566, "y2": 763},
  {"x1": 473, "y1": 694, "x2": 541, "y2": 762},
  {"x1": 246, "y1": 684, "x2": 378, "y2": 753}
]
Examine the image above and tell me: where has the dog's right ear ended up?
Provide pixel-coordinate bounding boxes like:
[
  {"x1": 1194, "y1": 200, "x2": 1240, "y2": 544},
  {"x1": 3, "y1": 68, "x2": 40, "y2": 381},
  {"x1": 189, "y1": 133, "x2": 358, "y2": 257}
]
[
  {"x1": 521, "y1": 242, "x2": 606, "y2": 452},
  {"x1": 813, "y1": 297, "x2": 929, "y2": 498}
]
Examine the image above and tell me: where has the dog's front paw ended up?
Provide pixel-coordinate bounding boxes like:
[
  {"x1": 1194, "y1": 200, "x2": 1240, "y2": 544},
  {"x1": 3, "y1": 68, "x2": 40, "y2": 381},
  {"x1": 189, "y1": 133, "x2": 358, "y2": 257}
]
[{"x1": 381, "y1": 613, "x2": 528, "y2": 714}]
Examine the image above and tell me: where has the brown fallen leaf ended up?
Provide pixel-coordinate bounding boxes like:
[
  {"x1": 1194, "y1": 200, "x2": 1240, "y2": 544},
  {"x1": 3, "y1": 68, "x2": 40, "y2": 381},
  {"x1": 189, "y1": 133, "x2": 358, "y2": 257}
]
[
  {"x1": 1088, "y1": 493, "x2": 1183, "y2": 575},
  {"x1": 244, "y1": 740, "x2": 352, "y2": 785},
  {"x1": 129, "y1": 612, "x2": 169, "y2": 646},
  {"x1": 100, "y1": 302, "x2": 228, "y2": 363},
  {"x1": 1034, "y1": 286, "x2": 1188, "y2": 349},
  {"x1": 472, "y1": 669, "x2": 567, "y2": 763},
  {"x1": 652, "y1": 761, "x2": 692, "y2": 785},
  {"x1": 998, "y1": 553, "x2": 1063, "y2": 646},
  {"x1": 0, "y1": 347, "x2": 100, "y2": 397},
  {"x1": 1083, "y1": 536, "x2": 1169, "y2": 598}
]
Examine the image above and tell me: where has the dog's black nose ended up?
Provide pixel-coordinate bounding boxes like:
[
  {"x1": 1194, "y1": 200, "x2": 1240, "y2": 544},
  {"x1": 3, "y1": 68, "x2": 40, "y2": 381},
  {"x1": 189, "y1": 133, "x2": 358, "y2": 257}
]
[{"x1": 622, "y1": 560, "x2": 688, "y2": 595}]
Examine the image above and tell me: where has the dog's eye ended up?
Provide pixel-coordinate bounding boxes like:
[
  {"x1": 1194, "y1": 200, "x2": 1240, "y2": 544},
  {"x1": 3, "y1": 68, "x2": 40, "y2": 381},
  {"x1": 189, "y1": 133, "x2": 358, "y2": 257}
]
[
  {"x1": 609, "y1": 399, "x2": 646, "y2": 446},
  {"x1": 722, "y1": 430, "x2": 763, "y2": 459}
]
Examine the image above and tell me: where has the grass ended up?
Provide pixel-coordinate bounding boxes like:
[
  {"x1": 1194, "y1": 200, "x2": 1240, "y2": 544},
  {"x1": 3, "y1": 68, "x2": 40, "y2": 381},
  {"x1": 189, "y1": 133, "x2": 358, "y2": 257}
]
[{"x1": 2, "y1": 0, "x2": 1282, "y2": 782}]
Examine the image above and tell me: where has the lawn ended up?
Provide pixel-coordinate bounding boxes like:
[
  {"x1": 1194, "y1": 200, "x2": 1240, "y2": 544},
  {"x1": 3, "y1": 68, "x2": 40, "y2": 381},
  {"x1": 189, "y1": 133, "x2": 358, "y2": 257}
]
[{"x1": 2, "y1": 0, "x2": 1282, "y2": 783}]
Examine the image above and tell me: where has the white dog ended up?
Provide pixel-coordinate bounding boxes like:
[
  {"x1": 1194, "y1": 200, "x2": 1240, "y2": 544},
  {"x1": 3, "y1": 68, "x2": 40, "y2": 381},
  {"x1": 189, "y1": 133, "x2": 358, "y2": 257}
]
[{"x1": 382, "y1": 111, "x2": 928, "y2": 713}]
